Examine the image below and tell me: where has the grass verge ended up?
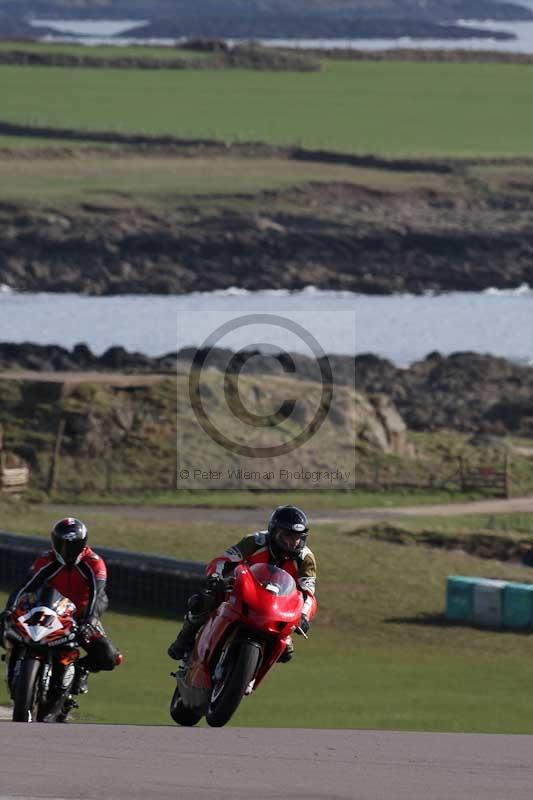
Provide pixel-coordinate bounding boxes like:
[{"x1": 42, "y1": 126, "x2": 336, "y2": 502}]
[
  {"x1": 3, "y1": 508, "x2": 533, "y2": 731},
  {"x1": 42, "y1": 488, "x2": 484, "y2": 511},
  {"x1": 0, "y1": 154, "x2": 446, "y2": 205}
]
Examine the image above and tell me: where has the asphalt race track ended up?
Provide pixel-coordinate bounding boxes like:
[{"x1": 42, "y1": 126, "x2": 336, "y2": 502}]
[{"x1": 1, "y1": 725, "x2": 533, "y2": 800}]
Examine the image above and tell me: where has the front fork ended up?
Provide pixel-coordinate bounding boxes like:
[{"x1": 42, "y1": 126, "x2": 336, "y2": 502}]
[
  {"x1": 3, "y1": 643, "x2": 74, "y2": 714},
  {"x1": 2, "y1": 640, "x2": 19, "y2": 699},
  {"x1": 11, "y1": 648, "x2": 49, "y2": 700},
  {"x1": 214, "y1": 636, "x2": 265, "y2": 685},
  {"x1": 9, "y1": 648, "x2": 62, "y2": 701},
  {"x1": 213, "y1": 643, "x2": 231, "y2": 684}
]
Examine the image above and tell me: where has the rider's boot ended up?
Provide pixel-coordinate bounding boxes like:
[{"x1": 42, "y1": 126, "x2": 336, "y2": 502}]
[
  {"x1": 56, "y1": 695, "x2": 79, "y2": 723},
  {"x1": 167, "y1": 616, "x2": 200, "y2": 661},
  {"x1": 71, "y1": 664, "x2": 90, "y2": 695}
]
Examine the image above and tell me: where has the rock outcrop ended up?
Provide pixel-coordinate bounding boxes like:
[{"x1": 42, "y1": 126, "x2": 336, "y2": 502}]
[
  {"x1": 1, "y1": 343, "x2": 531, "y2": 436},
  {"x1": 2, "y1": 177, "x2": 533, "y2": 295},
  {"x1": 0, "y1": 370, "x2": 412, "y2": 491}
]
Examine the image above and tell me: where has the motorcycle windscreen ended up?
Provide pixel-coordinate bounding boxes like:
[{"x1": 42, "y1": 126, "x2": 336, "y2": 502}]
[
  {"x1": 19, "y1": 587, "x2": 76, "y2": 616},
  {"x1": 248, "y1": 563, "x2": 296, "y2": 596}
]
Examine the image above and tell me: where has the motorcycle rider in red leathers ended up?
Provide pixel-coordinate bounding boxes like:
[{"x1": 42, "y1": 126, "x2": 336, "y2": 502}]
[
  {"x1": 168, "y1": 505, "x2": 317, "y2": 663},
  {"x1": 0, "y1": 518, "x2": 120, "y2": 696}
]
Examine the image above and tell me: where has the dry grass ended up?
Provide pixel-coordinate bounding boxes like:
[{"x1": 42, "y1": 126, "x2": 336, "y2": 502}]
[{"x1": 0, "y1": 153, "x2": 446, "y2": 206}]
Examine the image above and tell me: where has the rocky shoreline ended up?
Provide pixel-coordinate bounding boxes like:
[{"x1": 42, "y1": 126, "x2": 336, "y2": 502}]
[
  {"x1": 2, "y1": 173, "x2": 533, "y2": 295},
  {"x1": 133, "y1": 17, "x2": 516, "y2": 41},
  {"x1": 1, "y1": 343, "x2": 532, "y2": 437},
  {"x1": 125, "y1": 0, "x2": 533, "y2": 41}
]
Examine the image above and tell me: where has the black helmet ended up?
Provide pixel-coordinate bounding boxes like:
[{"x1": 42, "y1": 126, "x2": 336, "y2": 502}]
[
  {"x1": 51, "y1": 518, "x2": 88, "y2": 567},
  {"x1": 267, "y1": 505, "x2": 309, "y2": 559}
]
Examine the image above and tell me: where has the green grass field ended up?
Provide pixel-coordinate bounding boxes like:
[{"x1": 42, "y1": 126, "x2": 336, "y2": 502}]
[
  {"x1": 3, "y1": 512, "x2": 533, "y2": 730},
  {"x1": 20, "y1": 486, "x2": 484, "y2": 514},
  {"x1": 2, "y1": 60, "x2": 533, "y2": 156},
  {"x1": 0, "y1": 154, "x2": 444, "y2": 205},
  {"x1": 363, "y1": 511, "x2": 533, "y2": 537}
]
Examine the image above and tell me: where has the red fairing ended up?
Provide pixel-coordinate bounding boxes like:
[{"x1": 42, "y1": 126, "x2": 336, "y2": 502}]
[
  {"x1": 206, "y1": 547, "x2": 317, "y2": 622},
  {"x1": 12, "y1": 591, "x2": 77, "y2": 646},
  {"x1": 236, "y1": 565, "x2": 303, "y2": 635},
  {"x1": 186, "y1": 563, "x2": 304, "y2": 694},
  {"x1": 29, "y1": 548, "x2": 106, "y2": 620}
]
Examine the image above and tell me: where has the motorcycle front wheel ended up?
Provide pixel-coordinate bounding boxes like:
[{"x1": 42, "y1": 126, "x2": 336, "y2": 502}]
[
  {"x1": 206, "y1": 640, "x2": 261, "y2": 728},
  {"x1": 12, "y1": 658, "x2": 41, "y2": 723}
]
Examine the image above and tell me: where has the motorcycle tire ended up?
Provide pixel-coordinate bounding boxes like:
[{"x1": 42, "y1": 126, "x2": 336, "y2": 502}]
[
  {"x1": 170, "y1": 684, "x2": 203, "y2": 727},
  {"x1": 12, "y1": 658, "x2": 41, "y2": 723},
  {"x1": 206, "y1": 640, "x2": 261, "y2": 728}
]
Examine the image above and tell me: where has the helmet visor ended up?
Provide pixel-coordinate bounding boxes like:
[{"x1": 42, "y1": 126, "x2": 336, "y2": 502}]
[
  {"x1": 273, "y1": 528, "x2": 304, "y2": 555},
  {"x1": 53, "y1": 536, "x2": 85, "y2": 566}
]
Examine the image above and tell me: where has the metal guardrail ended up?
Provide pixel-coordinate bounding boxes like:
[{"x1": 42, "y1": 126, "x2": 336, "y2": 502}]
[{"x1": 0, "y1": 531, "x2": 205, "y2": 616}]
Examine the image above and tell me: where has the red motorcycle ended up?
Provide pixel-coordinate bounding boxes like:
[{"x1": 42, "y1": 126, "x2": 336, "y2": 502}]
[
  {"x1": 170, "y1": 562, "x2": 305, "y2": 728},
  {"x1": 3, "y1": 586, "x2": 81, "y2": 722}
]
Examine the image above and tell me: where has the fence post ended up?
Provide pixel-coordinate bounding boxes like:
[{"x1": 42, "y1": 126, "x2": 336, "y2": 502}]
[
  {"x1": 106, "y1": 460, "x2": 113, "y2": 493},
  {"x1": 172, "y1": 452, "x2": 178, "y2": 490},
  {"x1": 47, "y1": 417, "x2": 66, "y2": 494},
  {"x1": 504, "y1": 452, "x2": 511, "y2": 499},
  {"x1": 373, "y1": 459, "x2": 380, "y2": 488}
]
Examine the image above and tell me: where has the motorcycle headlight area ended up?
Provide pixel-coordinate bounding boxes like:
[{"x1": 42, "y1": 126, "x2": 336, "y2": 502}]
[{"x1": 19, "y1": 606, "x2": 64, "y2": 641}]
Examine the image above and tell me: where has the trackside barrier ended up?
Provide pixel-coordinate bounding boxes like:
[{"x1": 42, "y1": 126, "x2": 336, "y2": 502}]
[
  {"x1": 473, "y1": 580, "x2": 506, "y2": 627},
  {"x1": 0, "y1": 531, "x2": 205, "y2": 616},
  {"x1": 446, "y1": 575, "x2": 533, "y2": 629}
]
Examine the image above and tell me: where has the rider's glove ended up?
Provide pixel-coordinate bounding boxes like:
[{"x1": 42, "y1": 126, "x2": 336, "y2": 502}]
[
  {"x1": 295, "y1": 614, "x2": 310, "y2": 635},
  {"x1": 204, "y1": 574, "x2": 226, "y2": 603},
  {"x1": 78, "y1": 616, "x2": 101, "y2": 646}
]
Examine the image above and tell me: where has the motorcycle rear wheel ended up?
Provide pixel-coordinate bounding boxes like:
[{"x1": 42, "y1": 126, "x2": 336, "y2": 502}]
[
  {"x1": 12, "y1": 658, "x2": 41, "y2": 723},
  {"x1": 206, "y1": 640, "x2": 260, "y2": 728},
  {"x1": 170, "y1": 684, "x2": 203, "y2": 727}
]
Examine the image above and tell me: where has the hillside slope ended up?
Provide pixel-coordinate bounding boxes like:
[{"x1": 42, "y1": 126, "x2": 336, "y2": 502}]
[{"x1": 0, "y1": 372, "x2": 410, "y2": 493}]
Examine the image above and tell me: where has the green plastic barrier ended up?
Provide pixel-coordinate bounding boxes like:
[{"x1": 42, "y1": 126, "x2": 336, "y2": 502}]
[
  {"x1": 472, "y1": 580, "x2": 507, "y2": 628},
  {"x1": 446, "y1": 575, "x2": 479, "y2": 622},
  {"x1": 447, "y1": 575, "x2": 533, "y2": 629},
  {"x1": 502, "y1": 582, "x2": 533, "y2": 630}
]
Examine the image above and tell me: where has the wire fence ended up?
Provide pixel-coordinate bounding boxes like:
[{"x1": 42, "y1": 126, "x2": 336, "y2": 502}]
[{"x1": 0, "y1": 532, "x2": 205, "y2": 617}]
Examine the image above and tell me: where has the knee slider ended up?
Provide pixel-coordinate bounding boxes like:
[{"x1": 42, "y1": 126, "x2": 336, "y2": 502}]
[
  {"x1": 90, "y1": 639, "x2": 118, "y2": 671},
  {"x1": 187, "y1": 593, "x2": 205, "y2": 614},
  {"x1": 186, "y1": 609, "x2": 208, "y2": 625}
]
